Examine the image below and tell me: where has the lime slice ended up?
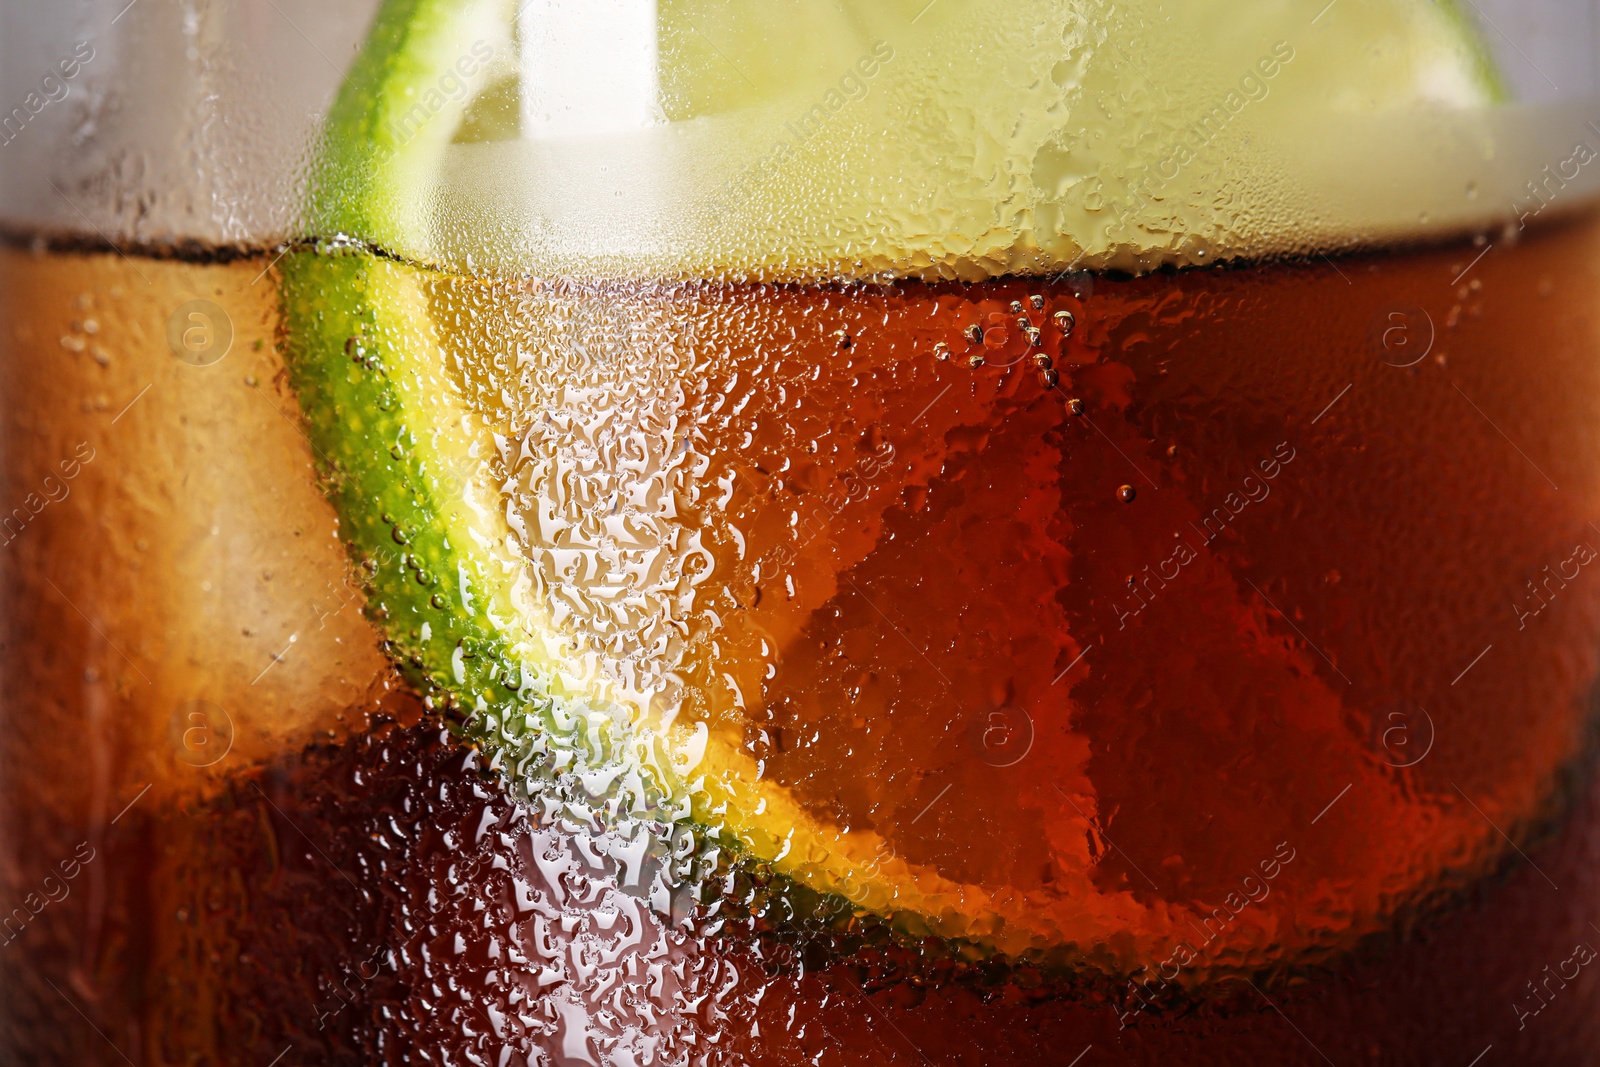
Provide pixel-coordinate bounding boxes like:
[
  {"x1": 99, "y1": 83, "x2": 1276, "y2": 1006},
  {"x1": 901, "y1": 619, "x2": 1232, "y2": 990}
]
[
  {"x1": 401, "y1": 0, "x2": 1523, "y2": 279},
  {"x1": 281, "y1": 0, "x2": 1511, "y2": 980}
]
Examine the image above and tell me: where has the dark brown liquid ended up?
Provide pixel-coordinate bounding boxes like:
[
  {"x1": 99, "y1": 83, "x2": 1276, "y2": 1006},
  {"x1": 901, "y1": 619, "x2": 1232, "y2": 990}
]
[{"x1": 7, "y1": 215, "x2": 1600, "y2": 1064}]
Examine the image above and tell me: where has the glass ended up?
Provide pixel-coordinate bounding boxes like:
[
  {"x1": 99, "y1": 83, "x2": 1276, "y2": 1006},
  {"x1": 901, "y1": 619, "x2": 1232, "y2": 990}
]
[{"x1": 4, "y1": 2, "x2": 1600, "y2": 1064}]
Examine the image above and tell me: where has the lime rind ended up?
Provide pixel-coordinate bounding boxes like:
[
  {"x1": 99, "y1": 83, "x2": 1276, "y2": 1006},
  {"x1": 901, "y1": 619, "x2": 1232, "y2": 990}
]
[
  {"x1": 308, "y1": 0, "x2": 510, "y2": 251},
  {"x1": 284, "y1": 0, "x2": 844, "y2": 946}
]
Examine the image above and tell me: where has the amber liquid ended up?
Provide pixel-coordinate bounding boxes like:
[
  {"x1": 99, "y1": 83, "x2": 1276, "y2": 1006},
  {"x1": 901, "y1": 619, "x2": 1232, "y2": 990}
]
[{"x1": 6, "y1": 215, "x2": 1600, "y2": 1065}]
